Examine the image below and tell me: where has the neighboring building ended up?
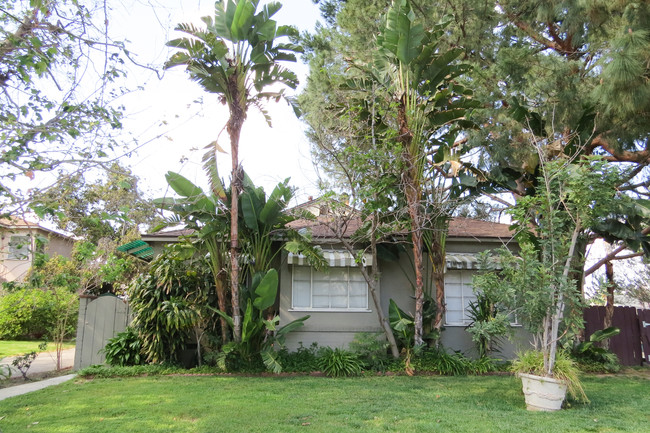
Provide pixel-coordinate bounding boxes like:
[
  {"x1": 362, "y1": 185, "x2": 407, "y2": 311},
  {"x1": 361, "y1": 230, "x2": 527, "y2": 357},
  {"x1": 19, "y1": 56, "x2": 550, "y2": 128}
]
[
  {"x1": 279, "y1": 213, "x2": 528, "y2": 357},
  {"x1": 0, "y1": 218, "x2": 74, "y2": 283}
]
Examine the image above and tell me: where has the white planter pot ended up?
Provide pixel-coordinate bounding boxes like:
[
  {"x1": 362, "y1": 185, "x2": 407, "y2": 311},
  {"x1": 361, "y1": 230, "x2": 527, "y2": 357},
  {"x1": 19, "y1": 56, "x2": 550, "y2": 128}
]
[{"x1": 519, "y1": 372, "x2": 567, "y2": 411}]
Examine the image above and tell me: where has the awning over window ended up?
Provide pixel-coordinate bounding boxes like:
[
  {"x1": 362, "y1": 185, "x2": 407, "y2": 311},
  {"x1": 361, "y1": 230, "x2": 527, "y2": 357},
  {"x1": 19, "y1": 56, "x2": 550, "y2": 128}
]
[
  {"x1": 287, "y1": 250, "x2": 373, "y2": 267},
  {"x1": 117, "y1": 240, "x2": 154, "y2": 261},
  {"x1": 446, "y1": 253, "x2": 480, "y2": 270}
]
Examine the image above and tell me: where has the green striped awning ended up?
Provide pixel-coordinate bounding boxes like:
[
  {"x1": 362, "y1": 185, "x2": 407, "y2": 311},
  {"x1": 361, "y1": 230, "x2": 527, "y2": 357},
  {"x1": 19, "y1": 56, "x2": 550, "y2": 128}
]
[
  {"x1": 117, "y1": 240, "x2": 154, "y2": 261},
  {"x1": 287, "y1": 250, "x2": 373, "y2": 267}
]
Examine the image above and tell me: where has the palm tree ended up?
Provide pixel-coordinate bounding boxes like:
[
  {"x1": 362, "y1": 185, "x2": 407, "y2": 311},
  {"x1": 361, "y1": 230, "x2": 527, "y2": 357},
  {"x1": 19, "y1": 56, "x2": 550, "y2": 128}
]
[{"x1": 165, "y1": 0, "x2": 302, "y2": 342}]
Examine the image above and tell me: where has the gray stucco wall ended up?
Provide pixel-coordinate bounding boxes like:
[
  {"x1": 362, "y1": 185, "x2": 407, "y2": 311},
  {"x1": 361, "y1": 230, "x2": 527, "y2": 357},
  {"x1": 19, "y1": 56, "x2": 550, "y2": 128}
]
[{"x1": 279, "y1": 238, "x2": 530, "y2": 358}]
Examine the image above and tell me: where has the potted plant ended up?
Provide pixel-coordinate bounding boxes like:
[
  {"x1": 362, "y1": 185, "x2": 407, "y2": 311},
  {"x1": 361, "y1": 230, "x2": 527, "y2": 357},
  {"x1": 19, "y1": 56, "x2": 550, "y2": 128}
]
[{"x1": 474, "y1": 155, "x2": 621, "y2": 410}]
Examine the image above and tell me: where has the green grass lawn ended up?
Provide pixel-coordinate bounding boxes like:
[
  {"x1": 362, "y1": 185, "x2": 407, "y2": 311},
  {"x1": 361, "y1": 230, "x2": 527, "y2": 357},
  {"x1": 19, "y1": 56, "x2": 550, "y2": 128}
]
[
  {"x1": 0, "y1": 341, "x2": 75, "y2": 359},
  {"x1": 0, "y1": 373, "x2": 648, "y2": 432}
]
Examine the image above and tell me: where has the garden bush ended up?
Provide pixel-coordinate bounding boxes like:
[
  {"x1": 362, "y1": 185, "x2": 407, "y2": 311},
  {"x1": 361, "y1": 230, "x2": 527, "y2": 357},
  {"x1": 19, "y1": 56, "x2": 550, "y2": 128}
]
[
  {"x1": 317, "y1": 347, "x2": 363, "y2": 377},
  {"x1": 103, "y1": 327, "x2": 145, "y2": 367},
  {"x1": 348, "y1": 332, "x2": 390, "y2": 371},
  {"x1": 0, "y1": 288, "x2": 78, "y2": 339},
  {"x1": 275, "y1": 343, "x2": 321, "y2": 373}
]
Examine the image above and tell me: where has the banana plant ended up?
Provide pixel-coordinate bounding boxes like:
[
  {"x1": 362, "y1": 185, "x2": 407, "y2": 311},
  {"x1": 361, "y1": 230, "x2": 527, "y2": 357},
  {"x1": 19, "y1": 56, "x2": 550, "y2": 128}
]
[
  {"x1": 348, "y1": 0, "x2": 480, "y2": 346},
  {"x1": 154, "y1": 171, "x2": 231, "y2": 344},
  {"x1": 213, "y1": 269, "x2": 309, "y2": 373}
]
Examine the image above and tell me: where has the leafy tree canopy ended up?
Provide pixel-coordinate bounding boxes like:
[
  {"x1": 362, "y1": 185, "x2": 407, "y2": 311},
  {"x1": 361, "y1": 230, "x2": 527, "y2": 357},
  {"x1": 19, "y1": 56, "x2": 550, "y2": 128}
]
[{"x1": 0, "y1": 0, "x2": 132, "y2": 214}]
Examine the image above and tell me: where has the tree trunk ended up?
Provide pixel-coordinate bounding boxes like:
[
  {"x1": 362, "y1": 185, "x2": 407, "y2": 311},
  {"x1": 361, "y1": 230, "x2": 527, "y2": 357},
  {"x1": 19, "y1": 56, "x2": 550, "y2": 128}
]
[
  {"x1": 429, "y1": 228, "x2": 446, "y2": 343},
  {"x1": 397, "y1": 94, "x2": 424, "y2": 347},
  {"x1": 409, "y1": 204, "x2": 425, "y2": 346},
  {"x1": 369, "y1": 214, "x2": 400, "y2": 358},
  {"x1": 603, "y1": 260, "x2": 616, "y2": 350},
  {"x1": 227, "y1": 97, "x2": 245, "y2": 343}
]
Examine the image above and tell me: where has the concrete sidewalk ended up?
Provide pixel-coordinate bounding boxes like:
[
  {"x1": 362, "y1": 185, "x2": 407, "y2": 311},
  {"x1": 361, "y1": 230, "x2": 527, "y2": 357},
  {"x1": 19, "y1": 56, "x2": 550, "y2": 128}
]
[
  {"x1": 0, "y1": 348, "x2": 77, "y2": 401},
  {"x1": 1, "y1": 348, "x2": 75, "y2": 378},
  {"x1": 0, "y1": 374, "x2": 77, "y2": 401}
]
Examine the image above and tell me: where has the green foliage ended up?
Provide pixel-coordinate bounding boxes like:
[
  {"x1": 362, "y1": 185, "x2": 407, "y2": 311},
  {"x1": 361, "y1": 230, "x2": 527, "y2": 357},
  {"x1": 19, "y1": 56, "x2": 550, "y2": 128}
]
[
  {"x1": 10, "y1": 349, "x2": 38, "y2": 380},
  {"x1": 128, "y1": 244, "x2": 215, "y2": 364},
  {"x1": 348, "y1": 332, "x2": 390, "y2": 371},
  {"x1": 317, "y1": 347, "x2": 363, "y2": 377},
  {"x1": 0, "y1": 0, "x2": 129, "y2": 212},
  {"x1": 77, "y1": 364, "x2": 185, "y2": 378},
  {"x1": 0, "y1": 288, "x2": 77, "y2": 340},
  {"x1": 410, "y1": 347, "x2": 473, "y2": 376},
  {"x1": 465, "y1": 292, "x2": 509, "y2": 358},
  {"x1": 388, "y1": 297, "x2": 436, "y2": 349},
  {"x1": 31, "y1": 163, "x2": 160, "y2": 244},
  {"x1": 571, "y1": 327, "x2": 621, "y2": 373},
  {"x1": 275, "y1": 343, "x2": 321, "y2": 373},
  {"x1": 214, "y1": 269, "x2": 309, "y2": 373},
  {"x1": 512, "y1": 350, "x2": 588, "y2": 402},
  {"x1": 103, "y1": 327, "x2": 144, "y2": 367}
]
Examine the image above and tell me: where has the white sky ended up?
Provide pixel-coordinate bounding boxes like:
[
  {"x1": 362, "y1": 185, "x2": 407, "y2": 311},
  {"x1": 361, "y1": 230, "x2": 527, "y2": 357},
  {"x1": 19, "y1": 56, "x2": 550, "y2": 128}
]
[{"x1": 110, "y1": 0, "x2": 323, "y2": 204}]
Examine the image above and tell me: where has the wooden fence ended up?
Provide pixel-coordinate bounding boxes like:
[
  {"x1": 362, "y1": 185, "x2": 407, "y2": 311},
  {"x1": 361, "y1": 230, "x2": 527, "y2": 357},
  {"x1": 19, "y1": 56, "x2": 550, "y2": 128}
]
[
  {"x1": 74, "y1": 294, "x2": 132, "y2": 370},
  {"x1": 583, "y1": 306, "x2": 649, "y2": 366}
]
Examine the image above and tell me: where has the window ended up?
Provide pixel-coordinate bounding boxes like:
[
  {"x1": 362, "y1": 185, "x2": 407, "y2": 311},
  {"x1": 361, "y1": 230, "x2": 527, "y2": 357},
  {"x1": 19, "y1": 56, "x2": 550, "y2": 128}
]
[
  {"x1": 8, "y1": 235, "x2": 31, "y2": 261},
  {"x1": 444, "y1": 270, "x2": 476, "y2": 326},
  {"x1": 292, "y1": 266, "x2": 368, "y2": 311}
]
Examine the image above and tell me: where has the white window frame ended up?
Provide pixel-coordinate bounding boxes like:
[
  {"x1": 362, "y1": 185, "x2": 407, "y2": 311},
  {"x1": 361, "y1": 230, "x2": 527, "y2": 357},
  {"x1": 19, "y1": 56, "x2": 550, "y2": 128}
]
[
  {"x1": 444, "y1": 270, "x2": 477, "y2": 326},
  {"x1": 8, "y1": 235, "x2": 31, "y2": 261},
  {"x1": 290, "y1": 265, "x2": 370, "y2": 312}
]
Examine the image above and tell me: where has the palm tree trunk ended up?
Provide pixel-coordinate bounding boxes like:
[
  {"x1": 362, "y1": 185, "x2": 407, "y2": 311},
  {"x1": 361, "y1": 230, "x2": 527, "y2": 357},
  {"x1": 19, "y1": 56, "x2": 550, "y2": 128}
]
[{"x1": 227, "y1": 102, "x2": 245, "y2": 343}]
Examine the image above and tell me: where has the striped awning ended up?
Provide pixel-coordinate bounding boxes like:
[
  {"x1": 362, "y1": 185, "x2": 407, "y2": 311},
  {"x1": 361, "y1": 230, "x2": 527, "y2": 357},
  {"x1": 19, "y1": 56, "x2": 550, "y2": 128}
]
[
  {"x1": 445, "y1": 253, "x2": 480, "y2": 270},
  {"x1": 287, "y1": 250, "x2": 373, "y2": 267},
  {"x1": 117, "y1": 240, "x2": 154, "y2": 261}
]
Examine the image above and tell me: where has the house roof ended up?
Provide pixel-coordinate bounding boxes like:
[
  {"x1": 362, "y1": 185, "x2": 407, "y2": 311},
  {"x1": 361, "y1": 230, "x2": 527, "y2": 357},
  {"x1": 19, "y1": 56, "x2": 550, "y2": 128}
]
[
  {"x1": 141, "y1": 228, "x2": 194, "y2": 241},
  {"x1": 0, "y1": 218, "x2": 73, "y2": 240},
  {"x1": 286, "y1": 216, "x2": 514, "y2": 241}
]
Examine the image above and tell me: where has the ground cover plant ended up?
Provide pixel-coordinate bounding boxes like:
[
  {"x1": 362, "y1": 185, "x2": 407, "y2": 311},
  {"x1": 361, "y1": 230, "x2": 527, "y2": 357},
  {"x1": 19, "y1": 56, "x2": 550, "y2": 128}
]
[{"x1": 0, "y1": 373, "x2": 648, "y2": 432}]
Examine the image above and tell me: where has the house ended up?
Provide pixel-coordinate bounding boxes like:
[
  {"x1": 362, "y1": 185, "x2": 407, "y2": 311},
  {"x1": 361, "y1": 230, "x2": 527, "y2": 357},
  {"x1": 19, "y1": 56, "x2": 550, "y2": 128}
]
[
  {"x1": 278, "y1": 211, "x2": 529, "y2": 357},
  {"x1": 123, "y1": 204, "x2": 528, "y2": 358},
  {"x1": 0, "y1": 218, "x2": 74, "y2": 283}
]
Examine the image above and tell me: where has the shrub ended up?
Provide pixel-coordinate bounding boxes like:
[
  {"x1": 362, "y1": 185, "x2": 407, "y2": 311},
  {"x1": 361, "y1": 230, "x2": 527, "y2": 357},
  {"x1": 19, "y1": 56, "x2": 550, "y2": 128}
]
[
  {"x1": 0, "y1": 288, "x2": 78, "y2": 339},
  {"x1": 348, "y1": 332, "x2": 390, "y2": 371},
  {"x1": 276, "y1": 343, "x2": 321, "y2": 373},
  {"x1": 571, "y1": 327, "x2": 621, "y2": 373},
  {"x1": 103, "y1": 327, "x2": 144, "y2": 367},
  {"x1": 317, "y1": 347, "x2": 363, "y2": 377},
  {"x1": 411, "y1": 347, "x2": 473, "y2": 376}
]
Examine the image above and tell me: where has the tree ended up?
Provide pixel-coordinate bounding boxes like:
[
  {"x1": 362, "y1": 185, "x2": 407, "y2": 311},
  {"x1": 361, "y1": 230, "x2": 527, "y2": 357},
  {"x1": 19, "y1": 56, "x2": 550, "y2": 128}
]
[
  {"x1": 475, "y1": 151, "x2": 630, "y2": 379},
  {"x1": 307, "y1": 1, "x2": 650, "y2": 281},
  {"x1": 302, "y1": 0, "x2": 479, "y2": 346},
  {"x1": 165, "y1": 0, "x2": 302, "y2": 342},
  {"x1": 31, "y1": 162, "x2": 160, "y2": 244},
  {"x1": 0, "y1": 0, "x2": 129, "y2": 214},
  {"x1": 447, "y1": 0, "x2": 650, "y2": 265}
]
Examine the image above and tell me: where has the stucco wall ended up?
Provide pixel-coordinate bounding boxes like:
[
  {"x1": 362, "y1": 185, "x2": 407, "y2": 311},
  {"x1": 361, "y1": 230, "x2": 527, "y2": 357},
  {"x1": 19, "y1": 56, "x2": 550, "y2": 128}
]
[
  {"x1": 279, "y1": 238, "x2": 530, "y2": 358},
  {"x1": 1, "y1": 228, "x2": 73, "y2": 282},
  {"x1": 279, "y1": 253, "x2": 383, "y2": 349}
]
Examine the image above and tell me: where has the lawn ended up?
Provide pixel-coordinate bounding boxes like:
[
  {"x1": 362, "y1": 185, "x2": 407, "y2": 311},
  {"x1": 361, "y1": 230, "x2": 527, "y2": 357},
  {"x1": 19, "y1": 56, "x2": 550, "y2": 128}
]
[
  {"x1": 0, "y1": 373, "x2": 648, "y2": 432},
  {"x1": 0, "y1": 341, "x2": 76, "y2": 359}
]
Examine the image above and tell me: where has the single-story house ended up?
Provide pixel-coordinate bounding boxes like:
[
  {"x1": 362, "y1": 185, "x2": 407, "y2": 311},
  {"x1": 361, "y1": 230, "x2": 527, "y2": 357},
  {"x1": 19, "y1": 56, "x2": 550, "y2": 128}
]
[
  {"x1": 0, "y1": 218, "x2": 74, "y2": 283},
  {"x1": 278, "y1": 207, "x2": 528, "y2": 358},
  {"x1": 122, "y1": 197, "x2": 529, "y2": 358}
]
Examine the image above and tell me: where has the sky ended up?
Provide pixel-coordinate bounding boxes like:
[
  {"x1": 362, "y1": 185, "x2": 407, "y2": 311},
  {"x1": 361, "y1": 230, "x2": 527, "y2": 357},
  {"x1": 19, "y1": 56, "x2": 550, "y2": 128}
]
[{"x1": 109, "y1": 0, "x2": 324, "y2": 205}]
